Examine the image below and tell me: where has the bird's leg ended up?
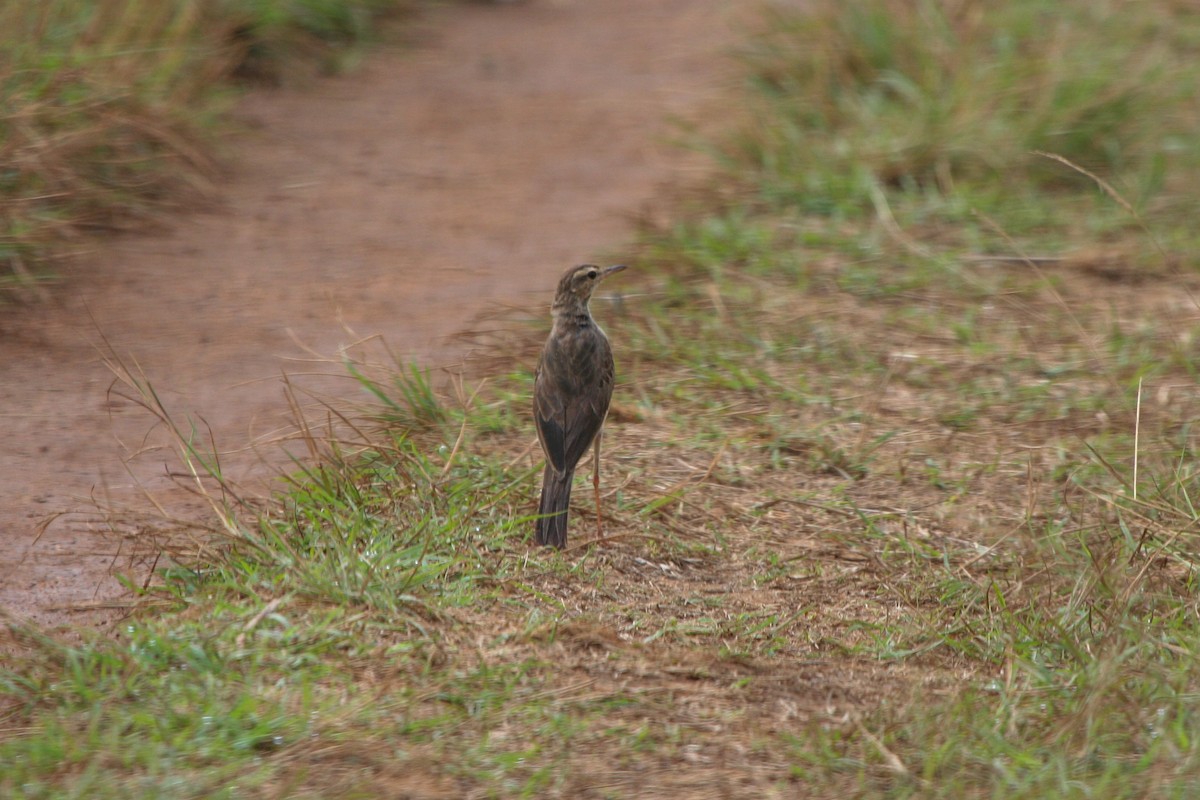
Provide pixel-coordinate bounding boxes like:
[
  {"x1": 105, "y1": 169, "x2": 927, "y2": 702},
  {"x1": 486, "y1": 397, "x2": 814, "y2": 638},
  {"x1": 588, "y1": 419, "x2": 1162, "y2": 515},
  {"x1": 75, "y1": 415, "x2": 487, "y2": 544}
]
[{"x1": 592, "y1": 432, "x2": 604, "y2": 539}]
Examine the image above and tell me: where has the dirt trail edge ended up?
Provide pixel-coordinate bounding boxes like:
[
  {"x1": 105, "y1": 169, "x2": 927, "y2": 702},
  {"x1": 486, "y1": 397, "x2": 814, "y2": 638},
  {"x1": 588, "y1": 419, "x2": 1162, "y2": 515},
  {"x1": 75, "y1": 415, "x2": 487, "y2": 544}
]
[{"x1": 0, "y1": 0, "x2": 741, "y2": 630}]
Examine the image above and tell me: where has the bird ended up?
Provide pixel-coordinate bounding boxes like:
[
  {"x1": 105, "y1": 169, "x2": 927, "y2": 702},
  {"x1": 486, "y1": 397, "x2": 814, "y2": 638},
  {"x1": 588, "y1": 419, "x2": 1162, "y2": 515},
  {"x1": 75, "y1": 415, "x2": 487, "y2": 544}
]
[{"x1": 533, "y1": 263, "x2": 627, "y2": 548}]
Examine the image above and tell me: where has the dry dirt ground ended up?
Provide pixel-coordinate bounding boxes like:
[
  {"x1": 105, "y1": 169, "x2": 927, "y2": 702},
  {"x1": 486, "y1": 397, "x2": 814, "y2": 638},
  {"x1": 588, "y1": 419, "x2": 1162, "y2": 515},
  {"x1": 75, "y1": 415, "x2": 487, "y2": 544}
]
[{"x1": 0, "y1": 0, "x2": 744, "y2": 631}]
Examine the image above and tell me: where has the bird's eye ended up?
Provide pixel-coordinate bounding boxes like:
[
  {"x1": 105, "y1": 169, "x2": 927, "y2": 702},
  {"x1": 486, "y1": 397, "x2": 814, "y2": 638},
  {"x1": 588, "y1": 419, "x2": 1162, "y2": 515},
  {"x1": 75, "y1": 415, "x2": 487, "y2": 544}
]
[{"x1": 587, "y1": 269, "x2": 598, "y2": 279}]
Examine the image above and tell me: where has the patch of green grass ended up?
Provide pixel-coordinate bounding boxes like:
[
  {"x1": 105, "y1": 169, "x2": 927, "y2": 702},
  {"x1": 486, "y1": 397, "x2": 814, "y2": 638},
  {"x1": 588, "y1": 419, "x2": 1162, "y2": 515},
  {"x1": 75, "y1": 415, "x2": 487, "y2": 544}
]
[
  {"x1": 3, "y1": 607, "x2": 348, "y2": 797},
  {"x1": 734, "y1": 0, "x2": 1200, "y2": 256},
  {"x1": 0, "y1": 1, "x2": 223, "y2": 290},
  {"x1": 221, "y1": 0, "x2": 409, "y2": 81},
  {"x1": 0, "y1": 377, "x2": 537, "y2": 795}
]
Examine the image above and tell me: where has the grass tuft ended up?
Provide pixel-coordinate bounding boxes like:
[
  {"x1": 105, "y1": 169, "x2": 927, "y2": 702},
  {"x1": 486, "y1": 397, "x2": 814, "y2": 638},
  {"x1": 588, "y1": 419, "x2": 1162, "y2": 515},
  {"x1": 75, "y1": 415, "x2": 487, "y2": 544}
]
[
  {"x1": 0, "y1": 0, "x2": 414, "y2": 295},
  {"x1": 735, "y1": 0, "x2": 1200, "y2": 255}
]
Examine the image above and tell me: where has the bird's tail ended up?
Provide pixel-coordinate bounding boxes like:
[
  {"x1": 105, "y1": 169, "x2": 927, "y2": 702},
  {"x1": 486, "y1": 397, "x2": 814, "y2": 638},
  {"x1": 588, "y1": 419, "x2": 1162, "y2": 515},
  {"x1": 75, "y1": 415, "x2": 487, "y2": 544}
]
[{"x1": 535, "y1": 464, "x2": 573, "y2": 548}]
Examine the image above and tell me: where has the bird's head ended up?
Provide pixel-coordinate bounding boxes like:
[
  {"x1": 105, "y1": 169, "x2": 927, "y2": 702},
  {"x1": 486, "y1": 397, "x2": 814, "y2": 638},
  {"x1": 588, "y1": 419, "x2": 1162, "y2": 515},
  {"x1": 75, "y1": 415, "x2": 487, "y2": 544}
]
[{"x1": 554, "y1": 263, "x2": 627, "y2": 308}]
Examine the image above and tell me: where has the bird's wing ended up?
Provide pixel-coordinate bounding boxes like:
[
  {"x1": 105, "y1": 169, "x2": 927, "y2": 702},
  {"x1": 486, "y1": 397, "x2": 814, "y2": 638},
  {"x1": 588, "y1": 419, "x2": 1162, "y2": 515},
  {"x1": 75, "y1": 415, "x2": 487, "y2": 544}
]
[{"x1": 534, "y1": 336, "x2": 614, "y2": 474}]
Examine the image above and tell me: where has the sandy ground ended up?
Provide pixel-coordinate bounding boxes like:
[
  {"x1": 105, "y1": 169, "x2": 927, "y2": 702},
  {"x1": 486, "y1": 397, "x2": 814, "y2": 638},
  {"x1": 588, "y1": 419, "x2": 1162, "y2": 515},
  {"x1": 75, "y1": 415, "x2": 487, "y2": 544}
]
[{"x1": 0, "y1": 0, "x2": 743, "y2": 631}]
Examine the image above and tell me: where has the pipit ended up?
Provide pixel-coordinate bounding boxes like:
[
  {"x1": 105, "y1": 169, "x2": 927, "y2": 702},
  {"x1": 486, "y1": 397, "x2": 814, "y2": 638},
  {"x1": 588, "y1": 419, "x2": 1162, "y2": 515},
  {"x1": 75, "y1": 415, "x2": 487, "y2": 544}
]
[{"x1": 533, "y1": 263, "x2": 627, "y2": 548}]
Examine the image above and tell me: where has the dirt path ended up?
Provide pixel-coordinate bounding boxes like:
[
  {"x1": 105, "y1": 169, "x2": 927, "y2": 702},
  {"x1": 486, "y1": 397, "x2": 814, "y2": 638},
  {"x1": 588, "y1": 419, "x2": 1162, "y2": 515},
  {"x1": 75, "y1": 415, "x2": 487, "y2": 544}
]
[{"x1": 0, "y1": 0, "x2": 742, "y2": 630}]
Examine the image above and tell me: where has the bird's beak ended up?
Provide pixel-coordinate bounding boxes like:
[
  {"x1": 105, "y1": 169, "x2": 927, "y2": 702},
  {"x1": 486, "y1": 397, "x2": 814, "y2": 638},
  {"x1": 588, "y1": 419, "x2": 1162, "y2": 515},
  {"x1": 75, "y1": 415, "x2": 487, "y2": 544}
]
[{"x1": 601, "y1": 264, "x2": 628, "y2": 279}]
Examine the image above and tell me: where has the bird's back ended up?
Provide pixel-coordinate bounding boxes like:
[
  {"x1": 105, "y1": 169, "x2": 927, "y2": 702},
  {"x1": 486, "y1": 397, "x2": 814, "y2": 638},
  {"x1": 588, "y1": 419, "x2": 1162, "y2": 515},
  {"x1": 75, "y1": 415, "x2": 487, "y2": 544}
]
[{"x1": 534, "y1": 316, "x2": 614, "y2": 474}]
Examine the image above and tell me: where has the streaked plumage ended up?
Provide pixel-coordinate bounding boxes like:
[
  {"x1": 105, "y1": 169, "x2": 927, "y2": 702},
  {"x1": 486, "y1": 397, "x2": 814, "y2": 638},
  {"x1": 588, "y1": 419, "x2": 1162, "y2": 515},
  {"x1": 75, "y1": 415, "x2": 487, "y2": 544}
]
[{"x1": 533, "y1": 263, "x2": 626, "y2": 548}]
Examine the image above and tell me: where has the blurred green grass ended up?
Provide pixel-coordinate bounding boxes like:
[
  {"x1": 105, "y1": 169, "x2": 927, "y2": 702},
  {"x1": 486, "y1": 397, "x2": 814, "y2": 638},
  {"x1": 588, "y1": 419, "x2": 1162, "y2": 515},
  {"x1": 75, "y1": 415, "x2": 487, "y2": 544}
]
[
  {"x1": 732, "y1": 0, "x2": 1200, "y2": 255},
  {"x1": 0, "y1": 0, "x2": 413, "y2": 295}
]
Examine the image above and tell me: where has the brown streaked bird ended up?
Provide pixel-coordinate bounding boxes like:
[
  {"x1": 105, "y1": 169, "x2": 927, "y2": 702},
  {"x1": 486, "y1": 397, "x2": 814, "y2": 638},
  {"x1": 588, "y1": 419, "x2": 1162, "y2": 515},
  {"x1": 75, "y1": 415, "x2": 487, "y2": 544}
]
[{"x1": 533, "y1": 263, "x2": 627, "y2": 548}]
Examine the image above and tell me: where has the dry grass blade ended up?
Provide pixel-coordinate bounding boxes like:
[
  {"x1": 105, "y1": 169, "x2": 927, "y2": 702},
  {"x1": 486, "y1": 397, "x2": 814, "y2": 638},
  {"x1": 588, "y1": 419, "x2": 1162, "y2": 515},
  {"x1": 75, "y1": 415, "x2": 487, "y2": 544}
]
[
  {"x1": 1032, "y1": 149, "x2": 1183, "y2": 278},
  {"x1": 99, "y1": 345, "x2": 249, "y2": 542}
]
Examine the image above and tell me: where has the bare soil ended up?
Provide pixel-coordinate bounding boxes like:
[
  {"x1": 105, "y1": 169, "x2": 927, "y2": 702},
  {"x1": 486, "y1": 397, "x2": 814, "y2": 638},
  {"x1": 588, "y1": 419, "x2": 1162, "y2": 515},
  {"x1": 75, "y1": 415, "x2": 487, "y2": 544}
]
[{"x1": 0, "y1": 0, "x2": 743, "y2": 631}]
